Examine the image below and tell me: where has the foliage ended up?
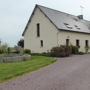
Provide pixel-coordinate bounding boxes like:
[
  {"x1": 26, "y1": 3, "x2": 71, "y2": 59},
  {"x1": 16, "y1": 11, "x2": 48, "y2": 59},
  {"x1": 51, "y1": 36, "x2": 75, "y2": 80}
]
[
  {"x1": 50, "y1": 45, "x2": 71, "y2": 57},
  {"x1": 24, "y1": 49, "x2": 31, "y2": 54},
  {"x1": 0, "y1": 56, "x2": 56, "y2": 82},
  {"x1": 13, "y1": 46, "x2": 23, "y2": 54},
  {"x1": 17, "y1": 39, "x2": 24, "y2": 48},
  {"x1": 7, "y1": 47, "x2": 11, "y2": 54},
  {"x1": 85, "y1": 46, "x2": 90, "y2": 53},
  {"x1": 0, "y1": 43, "x2": 8, "y2": 54},
  {"x1": 31, "y1": 52, "x2": 51, "y2": 57},
  {"x1": 78, "y1": 51, "x2": 85, "y2": 55},
  {"x1": 70, "y1": 45, "x2": 79, "y2": 54}
]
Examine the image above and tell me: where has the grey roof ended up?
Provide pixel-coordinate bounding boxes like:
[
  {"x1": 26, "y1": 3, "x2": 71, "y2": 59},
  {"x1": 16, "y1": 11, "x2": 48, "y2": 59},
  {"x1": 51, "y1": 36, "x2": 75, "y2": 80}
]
[
  {"x1": 22, "y1": 5, "x2": 90, "y2": 36},
  {"x1": 38, "y1": 5, "x2": 90, "y2": 33}
]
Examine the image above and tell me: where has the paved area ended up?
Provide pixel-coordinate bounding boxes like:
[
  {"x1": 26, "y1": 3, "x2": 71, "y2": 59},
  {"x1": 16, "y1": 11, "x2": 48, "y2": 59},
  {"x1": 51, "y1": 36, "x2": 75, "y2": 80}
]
[{"x1": 0, "y1": 54, "x2": 90, "y2": 90}]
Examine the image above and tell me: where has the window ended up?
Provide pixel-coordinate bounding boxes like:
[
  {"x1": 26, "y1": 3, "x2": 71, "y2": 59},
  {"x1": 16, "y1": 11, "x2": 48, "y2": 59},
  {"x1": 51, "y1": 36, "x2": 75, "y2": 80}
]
[
  {"x1": 40, "y1": 40, "x2": 43, "y2": 47},
  {"x1": 85, "y1": 40, "x2": 89, "y2": 47},
  {"x1": 64, "y1": 23, "x2": 72, "y2": 29},
  {"x1": 66, "y1": 39, "x2": 69, "y2": 46},
  {"x1": 76, "y1": 39, "x2": 80, "y2": 47},
  {"x1": 74, "y1": 25, "x2": 80, "y2": 30},
  {"x1": 37, "y1": 23, "x2": 40, "y2": 37}
]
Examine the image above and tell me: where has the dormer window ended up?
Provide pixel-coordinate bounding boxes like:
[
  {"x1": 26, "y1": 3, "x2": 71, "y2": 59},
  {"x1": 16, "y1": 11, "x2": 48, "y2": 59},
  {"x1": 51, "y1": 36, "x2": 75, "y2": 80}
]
[{"x1": 74, "y1": 25, "x2": 80, "y2": 30}]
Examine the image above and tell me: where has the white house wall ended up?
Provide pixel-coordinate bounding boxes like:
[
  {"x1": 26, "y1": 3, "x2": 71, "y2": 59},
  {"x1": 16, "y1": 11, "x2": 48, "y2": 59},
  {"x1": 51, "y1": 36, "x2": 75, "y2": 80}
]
[
  {"x1": 24, "y1": 8, "x2": 58, "y2": 53},
  {"x1": 57, "y1": 30, "x2": 90, "y2": 52}
]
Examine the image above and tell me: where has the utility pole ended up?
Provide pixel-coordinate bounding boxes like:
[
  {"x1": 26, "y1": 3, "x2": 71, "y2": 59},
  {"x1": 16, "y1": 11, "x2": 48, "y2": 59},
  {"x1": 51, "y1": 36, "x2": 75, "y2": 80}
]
[{"x1": 80, "y1": 5, "x2": 84, "y2": 15}]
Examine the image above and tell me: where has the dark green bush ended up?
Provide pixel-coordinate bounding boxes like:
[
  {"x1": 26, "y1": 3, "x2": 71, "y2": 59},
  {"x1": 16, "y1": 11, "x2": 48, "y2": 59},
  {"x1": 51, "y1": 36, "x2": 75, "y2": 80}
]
[
  {"x1": 78, "y1": 51, "x2": 85, "y2": 55},
  {"x1": 31, "y1": 52, "x2": 51, "y2": 57},
  {"x1": 41, "y1": 52, "x2": 51, "y2": 56},
  {"x1": 70, "y1": 45, "x2": 79, "y2": 54},
  {"x1": 85, "y1": 46, "x2": 89, "y2": 53},
  {"x1": 7, "y1": 47, "x2": 11, "y2": 54},
  {"x1": 50, "y1": 45, "x2": 71, "y2": 57},
  {"x1": 0, "y1": 48, "x2": 3, "y2": 54},
  {"x1": 24, "y1": 49, "x2": 31, "y2": 54},
  {"x1": 31, "y1": 53, "x2": 41, "y2": 56}
]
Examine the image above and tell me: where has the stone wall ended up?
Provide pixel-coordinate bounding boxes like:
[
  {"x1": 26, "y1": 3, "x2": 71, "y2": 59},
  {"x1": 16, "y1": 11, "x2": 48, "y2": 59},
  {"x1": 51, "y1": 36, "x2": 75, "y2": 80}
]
[{"x1": 0, "y1": 55, "x2": 31, "y2": 63}]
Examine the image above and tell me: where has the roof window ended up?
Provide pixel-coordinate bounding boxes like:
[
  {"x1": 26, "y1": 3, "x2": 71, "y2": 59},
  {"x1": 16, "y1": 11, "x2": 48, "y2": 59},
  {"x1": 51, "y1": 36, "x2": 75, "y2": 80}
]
[
  {"x1": 64, "y1": 23, "x2": 72, "y2": 29},
  {"x1": 74, "y1": 25, "x2": 80, "y2": 30}
]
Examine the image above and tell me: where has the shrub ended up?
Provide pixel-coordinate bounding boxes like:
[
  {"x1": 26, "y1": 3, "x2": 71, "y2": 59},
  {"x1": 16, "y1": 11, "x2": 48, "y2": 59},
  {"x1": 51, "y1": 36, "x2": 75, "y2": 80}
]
[
  {"x1": 41, "y1": 52, "x2": 51, "y2": 56},
  {"x1": 7, "y1": 47, "x2": 11, "y2": 54},
  {"x1": 70, "y1": 45, "x2": 79, "y2": 54},
  {"x1": 31, "y1": 53, "x2": 41, "y2": 56},
  {"x1": 24, "y1": 49, "x2": 31, "y2": 54},
  {"x1": 31, "y1": 52, "x2": 51, "y2": 57},
  {"x1": 0, "y1": 44, "x2": 8, "y2": 54},
  {"x1": 78, "y1": 51, "x2": 85, "y2": 55},
  {"x1": 85, "y1": 46, "x2": 89, "y2": 53},
  {"x1": 50, "y1": 45, "x2": 71, "y2": 57}
]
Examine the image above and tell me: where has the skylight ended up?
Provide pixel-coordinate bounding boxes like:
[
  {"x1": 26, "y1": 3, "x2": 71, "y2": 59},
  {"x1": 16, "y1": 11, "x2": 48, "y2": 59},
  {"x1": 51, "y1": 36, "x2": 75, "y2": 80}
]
[
  {"x1": 74, "y1": 25, "x2": 80, "y2": 30},
  {"x1": 64, "y1": 23, "x2": 72, "y2": 29}
]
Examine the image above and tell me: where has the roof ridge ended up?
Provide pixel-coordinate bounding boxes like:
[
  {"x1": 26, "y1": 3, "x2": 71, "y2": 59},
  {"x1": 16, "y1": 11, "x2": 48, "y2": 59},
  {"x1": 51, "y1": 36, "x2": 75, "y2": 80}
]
[
  {"x1": 22, "y1": 4, "x2": 90, "y2": 36},
  {"x1": 37, "y1": 4, "x2": 79, "y2": 19}
]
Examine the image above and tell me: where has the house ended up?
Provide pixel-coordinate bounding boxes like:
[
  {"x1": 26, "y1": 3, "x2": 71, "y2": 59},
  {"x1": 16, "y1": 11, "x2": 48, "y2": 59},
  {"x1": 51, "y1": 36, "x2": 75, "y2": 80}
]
[{"x1": 22, "y1": 4, "x2": 90, "y2": 53}]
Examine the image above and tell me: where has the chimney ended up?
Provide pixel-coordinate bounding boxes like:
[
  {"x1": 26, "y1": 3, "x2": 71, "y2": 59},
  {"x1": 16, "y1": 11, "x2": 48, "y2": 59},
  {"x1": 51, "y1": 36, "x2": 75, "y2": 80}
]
[{"x1": 77, "y1": 15, "x2": 83, "y2": 19}]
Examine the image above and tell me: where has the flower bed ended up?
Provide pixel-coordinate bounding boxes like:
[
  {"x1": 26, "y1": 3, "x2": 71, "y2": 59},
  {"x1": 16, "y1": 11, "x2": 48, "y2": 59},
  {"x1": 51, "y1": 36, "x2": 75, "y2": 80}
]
[{"x1": 0, "y1": 54, "x2": 31, "y2": 63}]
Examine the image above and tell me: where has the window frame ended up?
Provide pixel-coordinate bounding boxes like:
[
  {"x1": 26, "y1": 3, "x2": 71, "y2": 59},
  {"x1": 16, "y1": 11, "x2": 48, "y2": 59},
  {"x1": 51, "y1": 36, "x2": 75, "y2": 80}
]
[
  {"x1": 85, "y1": 40, "x2": 89, "y2": 47},
  {"x1": 37, "y1": 23, "x2": 40, "y2": 37},
  {"x1": 76, "y1": 39, "x2": 80, "y2": 48},
  {"x1": 40, "y1": 40, "x2": 43, "y2": 47}
]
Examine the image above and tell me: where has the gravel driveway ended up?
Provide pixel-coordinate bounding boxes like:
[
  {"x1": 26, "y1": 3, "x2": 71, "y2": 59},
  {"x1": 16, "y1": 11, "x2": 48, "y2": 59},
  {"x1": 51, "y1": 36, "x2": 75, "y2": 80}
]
[{"x1": 0, "y1": 54, "x2": 90, "y2": 90}]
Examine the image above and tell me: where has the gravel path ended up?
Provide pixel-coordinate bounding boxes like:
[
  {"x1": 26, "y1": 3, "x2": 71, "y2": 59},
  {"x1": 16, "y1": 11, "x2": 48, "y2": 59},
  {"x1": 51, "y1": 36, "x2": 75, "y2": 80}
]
[{"x1": 0, "y1": 54, "x2": 90, "y2": 90}]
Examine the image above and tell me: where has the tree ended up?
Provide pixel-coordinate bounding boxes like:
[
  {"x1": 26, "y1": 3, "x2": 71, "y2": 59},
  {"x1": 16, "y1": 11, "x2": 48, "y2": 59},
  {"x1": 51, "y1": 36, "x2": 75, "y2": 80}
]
[
  {"x1": 17, "y1": 39, "x2": 24, "y2": 48},
  {"x1": 0, "y1": 39, "x2": 2, "y2": 45}
]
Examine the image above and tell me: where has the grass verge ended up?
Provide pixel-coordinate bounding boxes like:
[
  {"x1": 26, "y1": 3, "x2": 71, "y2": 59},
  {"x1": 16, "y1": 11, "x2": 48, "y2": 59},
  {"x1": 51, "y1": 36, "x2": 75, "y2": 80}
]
[{"x1": 0, "y1": 56, "x2": 56, "y2": 82}]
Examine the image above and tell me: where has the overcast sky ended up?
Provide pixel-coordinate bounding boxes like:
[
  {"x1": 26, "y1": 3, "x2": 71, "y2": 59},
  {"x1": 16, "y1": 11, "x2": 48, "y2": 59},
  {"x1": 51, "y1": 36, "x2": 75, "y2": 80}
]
[{"x1": 0, "y1": 0, "x2": 90, "y2": 46}]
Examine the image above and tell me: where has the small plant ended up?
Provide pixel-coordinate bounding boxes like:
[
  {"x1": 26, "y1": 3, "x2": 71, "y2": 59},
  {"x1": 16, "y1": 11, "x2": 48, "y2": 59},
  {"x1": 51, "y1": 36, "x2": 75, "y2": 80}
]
[
  {"x1": 7, "y1": 47, "x2": 11, "y2": 54},
  {"x1": 24, "y1": 49, "x2": 31, "y2": 54},
  {"x1": 0, "y1": 43, "x2": 8, "y2": 54},
  {"x1": 78, "y1": 51, "x2": 85, "y2": 55}
]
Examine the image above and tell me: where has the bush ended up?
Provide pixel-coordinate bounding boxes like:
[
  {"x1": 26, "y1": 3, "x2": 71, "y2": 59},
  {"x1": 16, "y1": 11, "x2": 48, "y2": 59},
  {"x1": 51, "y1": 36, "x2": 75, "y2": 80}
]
[
  {"x1": 0, "y1": 44, "x2": 8, "y2": 54},
  {"x1": 31, "y1": 53, "x2": 41, "y2": 56},
  {"x1": 24, "y1": 49, "x2": 31, "y2": 54},
  {"x1": 70, "y1": 45, "x2": 79, "y2": 54},
  {"x1": 85, "y1": 46, "x2": 89, "y2": 53},
  {"x1": 50, "y1": 45, "x2": 71, "y2": 57},
  {"x1": 31, "y1": 52, "x2": 51, "y2": 57},
  {"x1": 78, "y1": 51, "x2": 85, "y2": 55},
  {"x1": 7, "y1": 47, "x2": 11, "y2": 54}
]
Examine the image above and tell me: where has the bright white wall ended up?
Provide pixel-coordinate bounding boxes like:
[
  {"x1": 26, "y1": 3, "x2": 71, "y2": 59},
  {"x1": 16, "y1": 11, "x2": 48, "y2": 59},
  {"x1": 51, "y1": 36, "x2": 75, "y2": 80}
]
[
  {"x1": 24, "y1": 7, "x2": 58, "y2": 53},
  {"x1": 57, "y1": 30, "x2": 90, "y2": 52}
]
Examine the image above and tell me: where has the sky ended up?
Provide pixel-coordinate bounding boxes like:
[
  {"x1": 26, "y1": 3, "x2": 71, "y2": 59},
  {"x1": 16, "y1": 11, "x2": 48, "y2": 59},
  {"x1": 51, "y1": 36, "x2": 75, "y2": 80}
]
[{"x1": 0, "y1": 0, "x2": 90, "y2": 46}]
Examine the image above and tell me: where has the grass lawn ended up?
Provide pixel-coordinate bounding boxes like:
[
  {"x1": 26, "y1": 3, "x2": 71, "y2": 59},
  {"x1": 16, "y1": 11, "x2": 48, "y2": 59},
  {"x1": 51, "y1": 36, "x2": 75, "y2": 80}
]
[{"x1": 0, "y1": 56, "x2": 56, "y2": 82}]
